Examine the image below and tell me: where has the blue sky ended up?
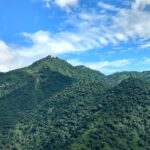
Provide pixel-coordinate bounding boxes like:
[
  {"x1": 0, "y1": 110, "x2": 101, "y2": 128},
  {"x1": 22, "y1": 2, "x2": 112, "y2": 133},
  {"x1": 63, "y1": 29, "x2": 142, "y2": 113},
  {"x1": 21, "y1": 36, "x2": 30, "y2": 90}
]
[{"x1": 0, "y1": 0, "x2": 150, "y2": 74}]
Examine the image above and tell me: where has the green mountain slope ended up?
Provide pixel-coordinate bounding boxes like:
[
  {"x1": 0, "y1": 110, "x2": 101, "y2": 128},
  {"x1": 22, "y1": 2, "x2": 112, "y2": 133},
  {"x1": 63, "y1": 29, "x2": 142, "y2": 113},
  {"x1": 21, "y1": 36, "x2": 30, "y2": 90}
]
[
  {"x1": 0, "y1": 56, "x2": 106, "y2": 130},
  {"x1": 0, "y1": 56, "x2": 150, "y2": 150},
  {"x1": 0, "y1": 69, "x2": 74, "y2": 127},
  {"x1": 108, "y1": 71, "x2": 150, "y2": 85},
  {"x1": 0, "y1": 80, "x2": 108, "y2": 150},
  {"x1": 25, "y1": 56, "x2": 106, "y2": 81},
  {"x1": 72, "y1": 78, "x2": 150, "y2": 150}
]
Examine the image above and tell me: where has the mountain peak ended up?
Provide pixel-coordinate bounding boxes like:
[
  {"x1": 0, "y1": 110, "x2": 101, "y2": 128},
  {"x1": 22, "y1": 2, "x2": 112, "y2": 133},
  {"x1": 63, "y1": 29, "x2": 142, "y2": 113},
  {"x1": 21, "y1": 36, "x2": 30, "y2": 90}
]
[
  {"x1": 23, "y1": 56, "x2": 106, "y2": 81},
  {"x1": 25, "y1": 55, "x2": 72, "y2": 74}
]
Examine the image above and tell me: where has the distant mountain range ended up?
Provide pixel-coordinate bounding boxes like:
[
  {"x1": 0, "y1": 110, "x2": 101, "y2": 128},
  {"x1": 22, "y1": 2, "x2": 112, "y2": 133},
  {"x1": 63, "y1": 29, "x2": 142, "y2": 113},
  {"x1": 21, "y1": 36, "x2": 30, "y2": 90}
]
[{"x1": 0, "y1": 56, "x2": 150, "y2": 150}]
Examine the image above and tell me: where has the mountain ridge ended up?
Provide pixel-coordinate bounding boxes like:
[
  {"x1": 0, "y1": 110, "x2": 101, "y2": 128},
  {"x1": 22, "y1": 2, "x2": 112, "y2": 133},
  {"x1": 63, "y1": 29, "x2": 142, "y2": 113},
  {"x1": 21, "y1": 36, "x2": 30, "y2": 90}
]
[{"x1": 0, "y1": 56, "x2": 150, "y2": 150}]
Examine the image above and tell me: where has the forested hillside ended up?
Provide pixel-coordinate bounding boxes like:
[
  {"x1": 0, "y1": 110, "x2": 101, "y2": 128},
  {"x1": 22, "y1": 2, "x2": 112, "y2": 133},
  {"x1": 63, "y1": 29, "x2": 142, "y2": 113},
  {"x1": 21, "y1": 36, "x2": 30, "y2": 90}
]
[{"x1": 0, "y1": 56, "x2": 150, "y2": 150}]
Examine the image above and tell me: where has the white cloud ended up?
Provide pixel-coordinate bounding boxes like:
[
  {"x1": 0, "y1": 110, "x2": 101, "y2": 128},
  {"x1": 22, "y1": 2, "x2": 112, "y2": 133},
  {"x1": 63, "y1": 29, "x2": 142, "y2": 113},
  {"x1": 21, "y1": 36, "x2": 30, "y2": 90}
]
[
  {"x1": 140, "y1": 42, "x2": 150, "y2": 48},
  {"x1": 82, "y1": 9, "x2": 150, "y2": 41},
  {"x1": 0, "y1": 29, "x2": 131, "y2": 74},
  {"x1": 0, "y1": 29, "x2": 105, "y2": 72},
  {"x1": 43, "y1": 0, "x2": 78, "y2": 9},
  {"x1": 19, "y1": 30, "x2": 98, "y2": 58},
  {"x1": 62, "y1": 1, "x2": 150, "y2": 52},
  {"x1": 132, "y1": 0, "x2": 150, "y2": 10},
  {"x1": 144, "y1": 58, "x2": 150, "y2": 63},
  {"x1": 0, "y1": 41, "x2": 24, "y2": 72},
  {"x1": 55, "y1": 0, "x2": 78, "y2": 8},
  {"x1": 41, "y1": 0, "x2": 150, "y2": 53},
  {"x1": 112, "y1": 10, "x2": 150, "y2": 39},
  {"x1": 68, "y1": 59, "x2": 131, "y2": 74},
  {"x1": 0, "y1": 41, "x2": 14, "y2": 63},
  {"x1": 1, "y1": 0, "x2": 150, "y2": 73},
  {"x1": 98, "y1": 2, "x2": 121, "y2": 11}
]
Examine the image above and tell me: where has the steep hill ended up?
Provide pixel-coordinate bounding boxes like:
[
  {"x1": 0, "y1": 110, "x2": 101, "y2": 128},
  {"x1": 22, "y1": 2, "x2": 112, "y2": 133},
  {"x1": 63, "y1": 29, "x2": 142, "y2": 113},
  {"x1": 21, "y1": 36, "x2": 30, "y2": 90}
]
[
  {"x1": 0, "y1": 56, "x2": 150, "y2": 150},
  {"x1": 0, "y1": 56, "x2": 106, "y2": 129},
  {"x1": 25, "y1": 56, "x2": 106, "y2": 81},
  {"x1": 72, "y1": 78, "x2": 150, "y2": 150}
]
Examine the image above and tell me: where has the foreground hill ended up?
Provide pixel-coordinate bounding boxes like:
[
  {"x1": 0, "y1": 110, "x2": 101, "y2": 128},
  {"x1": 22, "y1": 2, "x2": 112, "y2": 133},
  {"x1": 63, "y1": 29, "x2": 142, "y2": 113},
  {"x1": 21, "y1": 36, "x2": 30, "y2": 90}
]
[
  {"x1": 0, "y1": 56, "x2": 150, "y2": 150},
  {"x1": 72, "y1": 78, "x2": 150, "y2": 150}
]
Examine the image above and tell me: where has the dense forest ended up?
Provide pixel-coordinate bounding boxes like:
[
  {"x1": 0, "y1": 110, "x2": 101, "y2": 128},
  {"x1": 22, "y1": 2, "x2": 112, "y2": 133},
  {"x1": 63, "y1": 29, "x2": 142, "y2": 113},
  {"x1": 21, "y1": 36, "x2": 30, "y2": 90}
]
[{"x1": 0, "y1": 56, "x2": 150, "y2": 150}]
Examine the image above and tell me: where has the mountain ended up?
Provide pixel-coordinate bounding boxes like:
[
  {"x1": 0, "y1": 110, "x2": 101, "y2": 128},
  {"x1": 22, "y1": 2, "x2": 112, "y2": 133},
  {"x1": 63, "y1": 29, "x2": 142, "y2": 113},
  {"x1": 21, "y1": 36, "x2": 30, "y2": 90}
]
[
  {"x1": 0, "y1": 65, "x2": 74, "y2": 128},
  {"x1": 0, "y1": 56, "x2": 106, "y2": 128},
  {"x1": 25, "y1": 56, "x2": 106, "y2": 81},
  {"x1": 72, "y1": 78, "x2": 150, "y2": 150},
  {"x1": 108, "y1": 71, "x2": 150, "y2": 85},
  {"x1": 0, "y1": 56, "x2": 150, "y2": 150}
]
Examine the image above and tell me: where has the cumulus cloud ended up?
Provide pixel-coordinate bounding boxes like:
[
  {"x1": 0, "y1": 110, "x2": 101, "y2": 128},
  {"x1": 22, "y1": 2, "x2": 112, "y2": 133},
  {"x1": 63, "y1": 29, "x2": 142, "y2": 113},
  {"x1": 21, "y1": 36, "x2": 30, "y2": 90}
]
[
  {"x1": 0, "y1": 29, "x2": 105, "y2": 72},
  {"x1": 0, "y1": 41, "x2": 24, "y2": 72},
  {"x1": 19, "y1": 30, "x2": 98, "y2": 58},
  {"x1": 0, "y1": 41, "x2": 14, "y2": 63}
]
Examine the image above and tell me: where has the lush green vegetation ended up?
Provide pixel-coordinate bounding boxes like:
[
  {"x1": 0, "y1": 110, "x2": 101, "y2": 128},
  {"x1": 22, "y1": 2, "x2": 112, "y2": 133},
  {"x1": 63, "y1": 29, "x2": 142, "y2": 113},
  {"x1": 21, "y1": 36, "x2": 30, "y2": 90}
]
[
  {"x1": 108, "y1": 71, "x2": 150, "y2": 85},
  {"x1": 0, "y1": 56, "x2": 150, "y2": 150}
]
